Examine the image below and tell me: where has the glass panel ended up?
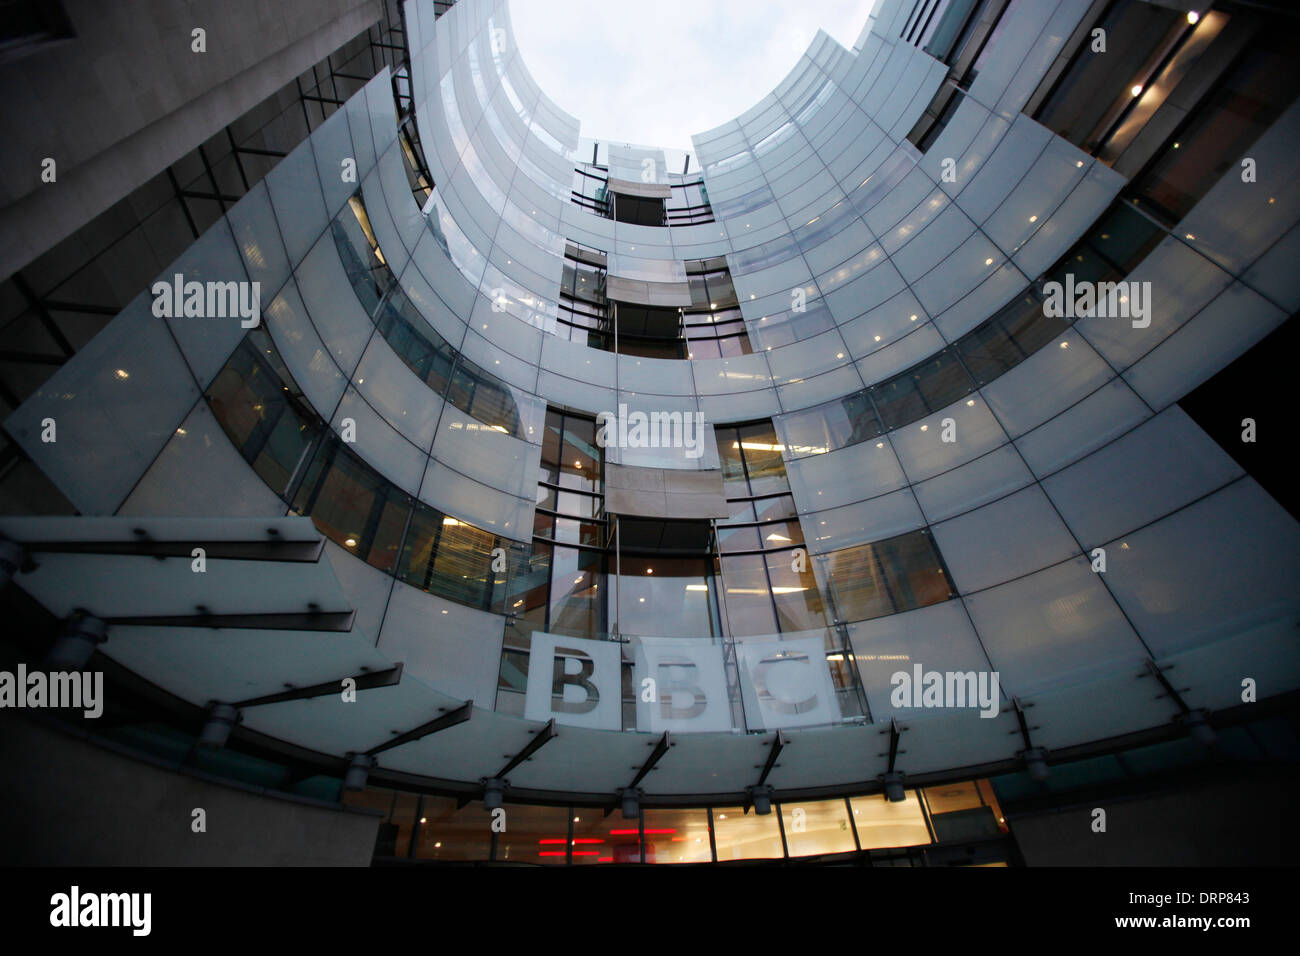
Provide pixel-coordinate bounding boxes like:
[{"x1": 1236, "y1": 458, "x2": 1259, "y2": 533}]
[
  {"x1": 398, "y1": 503, "x2": 498, "y2": 607},
  {"x1": 548, "y1": 545, "x2": 605, "y2": 637},
  {"x1": 1034, "y1": 3, "x2": 1184, "y2": 150},
  {"x1": 643, "y1": 807, "x2": 713, "y2": 864},
  {"x1": 411, "y1": 796, "x2": 495, "y2": 861},
  {"x1": 571, "y1": 810, "x2": 642, "y2": 864},
  {"x1": 720, "y1": 553, "x2": 779, "y2": 636},
  {"x1": 848, "y1": 791, "x2": 932, "y2": 849},
  {"x1": 766, "y1": 550, "x2": 826, "y2": 632},
  {"x1": 291, "y1": 439, "x2": 408, "y2": 573},
  {"x1": 616, "y1": 555, "x2": 717, "y2": 638},
  {"x1": 737, "y1": 422, "x2": 789, "y2": 495},
  {"x1": 780, "y1": 798, "x2": 857, "y2": 857},
  {"x1": 713, "y1": 807, "x2": 784, "y2": 861},
  {"x1": 493, "y1": 803, "x2": 571, "y2": 865}
]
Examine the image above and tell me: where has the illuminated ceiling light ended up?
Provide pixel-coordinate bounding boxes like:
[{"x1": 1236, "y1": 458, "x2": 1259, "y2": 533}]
[
  {"x1": 114, "y1": 369, "x2": 129, "y2": 380},
  {"x1": 984, "y1": 257, "x2": 994, "y2": 266},
  {"x1": 1076, "y1": 160, "x2": 1084, "y2": 168},
  {"x1": 876, "y1": 442, "x2": 884, "y2": 448},
  {"x1": 574, "y1": 576, "x2": 583, "y2": 584},
  {"x1": 1130, "y1": 84, "x2": 1143, "y2": 97},
  {"x1": 646, "y1": 568, "x2": 654, "y2": 574},
  {"x1": 420, "y1": 817, "x2": 427, "y2": 824},
  {"x1": 344, "y1": 537, "x2": 358, "y2": 548},
  {"x1": 836, "y1": 352, "x2": 844, "y2": 358},
  {"x1": 765, "y1": 533, "x2": 791, "y2": 543},
  {"x1": 686, "y1": 584, "x2": 708, "y2": 591},
  {"x1": 1172, "y1": 142, "x2": 1180, "y2": 149},
  {"x1": 874, "y1": 335, "x2": 881, "y2": 342},
  {"x1": 443, "y1": 517, "x2": 461, "y2": 526},
  {"x1": 1185, "y1": 233, "x2": 1195, "y2": 240},
  {"x1": 770, "y1": 586, "x2": 808, "y2": 594},
  {"x1": 175, "y1": 427, "x2": 187, "y2": 436},
  {"x1": 638, "y1": 597, "x2": 646, "y2": 602},
  {"x1": 909, "y1": 314, "x2": 918, "y2": 321},
  {"x1": 1028, "y1": 215, "x2": 1037, "y2": 223},
  {"x1": 1187, "y1": 10, "x2": 1199, "y2": 24},
  {"x1": 1060, "y1": 341, "x2": 1069, "y2": 349}
]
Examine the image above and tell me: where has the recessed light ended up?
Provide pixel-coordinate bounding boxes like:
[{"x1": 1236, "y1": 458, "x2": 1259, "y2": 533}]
[
  {"x1": 1131, "y1": 84, "x2": 1143, "y2": 97},
  {"x1": 1187, "y1": 11, "x2": 1199, "y2": 24}
]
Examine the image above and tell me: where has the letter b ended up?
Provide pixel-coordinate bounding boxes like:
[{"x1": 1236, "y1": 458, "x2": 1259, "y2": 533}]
[{"x1": 552, "y1": 648, "x2": 599, "y2": 714}]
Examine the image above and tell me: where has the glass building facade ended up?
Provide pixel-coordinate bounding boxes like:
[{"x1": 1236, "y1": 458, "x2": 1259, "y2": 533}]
[{"x1": 1, "y1": 0, "x2": 1297, "y2": 865}]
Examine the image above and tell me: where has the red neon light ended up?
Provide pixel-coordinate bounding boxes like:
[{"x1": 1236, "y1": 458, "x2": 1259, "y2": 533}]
[
  {"x1": 572, "y1": 850, "x2": 599, "y2": 856},
  {"x1": 597, "y1": 856, "x2": 613, "y2": 862},
  {"x1": 538, "y1": 851, "x2": 566, "y2": 856},
  {"x1": 538, "y1": 839, "x2": 567, "y2": 844},
  {"x1": 608, "y1": 828, "x2": 676, "y2": 835}
]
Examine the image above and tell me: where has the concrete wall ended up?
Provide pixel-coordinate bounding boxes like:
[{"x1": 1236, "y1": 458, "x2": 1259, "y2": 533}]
[
  {"x1": 0, "y1": 0, "x2": 382, "y2": 279},
  {"x1": 0, "y1": 715, "x2": 380, "y2": 866},
  {"x1": 1009, "y1": 775, "x2": 1298, "y2": 866}
]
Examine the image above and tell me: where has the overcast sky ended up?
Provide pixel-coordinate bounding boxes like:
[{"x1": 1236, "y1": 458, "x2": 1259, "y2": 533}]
[{"x1": 509, "y1": 0, "x2": 880, "y2": 153}]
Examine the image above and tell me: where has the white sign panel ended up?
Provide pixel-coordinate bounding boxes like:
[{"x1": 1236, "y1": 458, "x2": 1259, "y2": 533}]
[
  {"x1": 633, "y1": 637, "x2": 732, "y2": 733},
  {"x1": 523, "y1": 632, "x2": 622, "y2": 730},
  {"x1": 736, "y1": 636, "x2": 841, "y2": 730}
]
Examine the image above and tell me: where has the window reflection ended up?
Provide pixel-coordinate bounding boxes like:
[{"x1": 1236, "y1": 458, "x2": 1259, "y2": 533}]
[
  {"x1": 712, "y1": 807, "x2": 784, "y2": 861},
  {"x1": 411, "y1": 797, "x2": 495, "y2": 861},
  {"x1": 643, "y1": 808, "x2": 712, "y2": 863},
  {"x1": 780, "y1": 798, "x2": 857, "y2": 857},
  {"x1": 848, "y1": 791, "x2": 932, "y2": 849},
  {"x1": 492, "y1": 803, "x2": 571, "y2": 865}
]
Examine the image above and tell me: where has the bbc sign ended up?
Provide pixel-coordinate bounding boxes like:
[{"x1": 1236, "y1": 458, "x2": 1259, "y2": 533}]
[{"x1": 524, "y1": 633, "x2": 840, "y2": 732}]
